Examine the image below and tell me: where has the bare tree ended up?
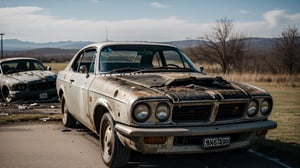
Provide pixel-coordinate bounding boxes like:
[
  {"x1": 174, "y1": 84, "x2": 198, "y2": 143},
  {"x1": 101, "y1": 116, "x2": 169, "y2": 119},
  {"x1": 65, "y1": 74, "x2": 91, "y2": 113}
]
[
  {"x1": 197, "y1": 18, "x2": 249, "y2": 74},
  {"x1": 273, "y1": 26, "x2": 300, "y2": 74}
]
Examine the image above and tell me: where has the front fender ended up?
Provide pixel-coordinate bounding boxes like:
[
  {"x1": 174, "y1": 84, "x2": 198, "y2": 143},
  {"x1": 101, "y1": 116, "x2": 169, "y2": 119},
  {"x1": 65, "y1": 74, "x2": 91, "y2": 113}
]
[
  {"x1": 93, "y1": 97, "x2": 113, "y2": 114},
  {"x1": 91, "y1": 96, "x2": 131, "y2": 130}
]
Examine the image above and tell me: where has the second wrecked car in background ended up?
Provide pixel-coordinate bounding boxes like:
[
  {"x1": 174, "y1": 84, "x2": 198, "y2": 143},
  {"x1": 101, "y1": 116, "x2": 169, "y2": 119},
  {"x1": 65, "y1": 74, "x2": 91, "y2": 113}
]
[
  {"x1": 0, "y1": 57, "x2": 57, "y2": 102},
  {"x1": 56, "y1": 42, "x2": 277, "y2": 168}
]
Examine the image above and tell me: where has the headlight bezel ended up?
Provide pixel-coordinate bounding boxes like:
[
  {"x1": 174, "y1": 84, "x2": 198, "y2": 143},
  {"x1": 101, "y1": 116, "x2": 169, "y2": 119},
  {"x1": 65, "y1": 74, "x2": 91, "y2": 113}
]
[
  {"x1": 155, "y1": 102, "x2": 171, "y2": 122},
  {"x1": 132, "y1": 103, "x2": 151, "y2": 122},
  {"x1": 14, "y1": 83, "x2": 27, "y2": 91},
  {"x1": 260, "y1": 99, "x2": 273, "y2": 115},
  {"x1": 247, "y1": 100, "x2": 259, "y2": 117}
]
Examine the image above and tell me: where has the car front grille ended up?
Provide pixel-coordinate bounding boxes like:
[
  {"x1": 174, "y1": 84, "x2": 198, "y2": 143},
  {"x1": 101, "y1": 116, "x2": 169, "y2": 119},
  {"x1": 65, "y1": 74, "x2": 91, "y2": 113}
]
[
  {"x1": 172, "y1": 102, "x2": 247, "y2": 123},
  {"x1": 216, "y1": 103, "x2": 247, "y2": 121},
  {"x1": 172, "y1": 105, "x2": 211, "y2": 122},
  {"x1": 29, "y1": 81, "x2": 56, "y2": 91}
]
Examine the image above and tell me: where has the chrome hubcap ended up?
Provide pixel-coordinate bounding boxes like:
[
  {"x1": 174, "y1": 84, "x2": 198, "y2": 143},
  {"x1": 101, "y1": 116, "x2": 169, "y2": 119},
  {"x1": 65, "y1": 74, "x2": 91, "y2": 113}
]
[
  {"x1": 62, "y1": 105, "x2": 67, "y2": 124},
  {"x1": 102, "y1": 124, "x2": 113, "y2": 162}
]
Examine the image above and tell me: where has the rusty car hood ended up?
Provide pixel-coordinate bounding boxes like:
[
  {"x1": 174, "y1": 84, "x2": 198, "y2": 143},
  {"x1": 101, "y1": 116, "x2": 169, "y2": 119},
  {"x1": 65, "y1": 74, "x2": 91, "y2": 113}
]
[
  {"x1": 3, "y1": 70, "x2": 56, "y2": 84},
  {"x1": 114, "y1": 73, "x2": 269, "y2": 101}
]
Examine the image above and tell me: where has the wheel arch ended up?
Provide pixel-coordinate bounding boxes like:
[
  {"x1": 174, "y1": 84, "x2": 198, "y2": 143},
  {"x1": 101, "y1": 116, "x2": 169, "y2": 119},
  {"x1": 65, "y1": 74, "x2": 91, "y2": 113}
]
[
  {"x1": 93, "y1": 105, "x2": 111, "y2": 134},
  {"x1": 92, "y1": 97, "x2": 115, "y2": 134},
  {"x1": 57, "y1": 87, "x2": 65, "y2": 102}
]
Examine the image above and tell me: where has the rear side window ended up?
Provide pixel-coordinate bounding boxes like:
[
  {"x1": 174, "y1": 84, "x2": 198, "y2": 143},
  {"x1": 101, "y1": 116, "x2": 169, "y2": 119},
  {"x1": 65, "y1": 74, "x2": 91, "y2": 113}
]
[{"x1": 71, "y1": 49, "x2": 97, "y2": 73}]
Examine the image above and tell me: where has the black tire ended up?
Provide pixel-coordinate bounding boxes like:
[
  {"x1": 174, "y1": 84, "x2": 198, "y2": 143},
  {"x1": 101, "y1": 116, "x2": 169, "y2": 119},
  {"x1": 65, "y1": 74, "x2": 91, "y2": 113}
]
[
  {"x1": 99, "y1": 113, "x2": 130, "y2": 168},
  {"x1": 2, "y1": 86, "x2": 13, "y2": 103},
  {"x1": 61, "y1": 96, "x2": 77, "y2": 128}
]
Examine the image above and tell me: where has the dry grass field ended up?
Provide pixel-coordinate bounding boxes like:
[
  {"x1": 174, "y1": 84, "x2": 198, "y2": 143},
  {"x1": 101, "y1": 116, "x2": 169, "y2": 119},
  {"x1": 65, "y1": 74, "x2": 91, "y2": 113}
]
[{"x1": 45, "y1": 62, "x2": 68, "y2": 73}]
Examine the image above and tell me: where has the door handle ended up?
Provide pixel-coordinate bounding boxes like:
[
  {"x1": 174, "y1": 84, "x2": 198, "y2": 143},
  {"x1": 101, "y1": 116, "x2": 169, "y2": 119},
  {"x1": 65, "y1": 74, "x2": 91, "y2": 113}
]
[{"x1": 70, "y1": 79, "x2": 75, "y2": 83}]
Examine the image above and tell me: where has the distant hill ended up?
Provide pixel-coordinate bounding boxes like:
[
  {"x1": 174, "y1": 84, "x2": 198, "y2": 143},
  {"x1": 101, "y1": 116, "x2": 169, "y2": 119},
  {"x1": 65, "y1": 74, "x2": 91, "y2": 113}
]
[
  {"x1": 3, "y1": 48, "x2": 77, "y2": 61},
  {"x1": 163, "y1": 40, "x2": 205, "y2": 48},
  {"x1": 3, "y1": 39, "x2": 206, "y2": 51},
  {"x1": 2, "y1": 37, "x2": 278, "y2": 51},
  {"x1": 3, "y1": 39, "x2": 93, "y2": 51},
  {"x1": 1, "y1": 37, "x2": 284, "y2": 63}
]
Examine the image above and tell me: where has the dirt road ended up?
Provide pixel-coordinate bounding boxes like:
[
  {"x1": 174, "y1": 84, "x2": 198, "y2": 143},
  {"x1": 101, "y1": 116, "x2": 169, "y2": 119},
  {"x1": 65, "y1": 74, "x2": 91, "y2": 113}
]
[{"x1": 0, "y1": 122, "x2": 290, "y2": 168}]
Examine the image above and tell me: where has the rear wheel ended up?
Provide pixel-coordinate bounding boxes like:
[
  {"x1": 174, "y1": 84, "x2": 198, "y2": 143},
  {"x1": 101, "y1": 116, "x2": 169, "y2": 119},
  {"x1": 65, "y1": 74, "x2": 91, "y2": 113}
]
[
  {"x1": 99, "y1": 113, "x2": 130, "y2": 168},
  {"x1": 61, "y1": 96, "x2": 77, "y2": 127}
]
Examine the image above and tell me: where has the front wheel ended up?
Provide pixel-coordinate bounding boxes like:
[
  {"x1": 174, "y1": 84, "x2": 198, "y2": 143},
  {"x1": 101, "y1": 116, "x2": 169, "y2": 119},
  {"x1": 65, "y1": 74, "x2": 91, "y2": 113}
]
[
  {"x1": 2, "y1": 86, "x2": 13, "y2": 102},
  {"x1": 99, "y1": 113, "x2": 130, "y2": 168}
]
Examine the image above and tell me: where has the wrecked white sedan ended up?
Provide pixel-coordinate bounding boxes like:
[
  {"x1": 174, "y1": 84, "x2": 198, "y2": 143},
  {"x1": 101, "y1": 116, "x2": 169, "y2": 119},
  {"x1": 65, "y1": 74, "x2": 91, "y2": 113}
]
[
  {"x1": 56, "y1": 42, "x2": 277, "y2": 167},
  {"x1": 0, "y1": 57, "x2": 57, "y2": 102}
]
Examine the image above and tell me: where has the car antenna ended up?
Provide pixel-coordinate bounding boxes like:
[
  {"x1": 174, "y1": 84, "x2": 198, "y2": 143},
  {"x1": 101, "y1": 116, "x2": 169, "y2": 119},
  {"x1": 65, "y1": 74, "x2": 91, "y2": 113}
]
[{"x1": 105, "y1": 25, "x2": 109, "y2": 42}]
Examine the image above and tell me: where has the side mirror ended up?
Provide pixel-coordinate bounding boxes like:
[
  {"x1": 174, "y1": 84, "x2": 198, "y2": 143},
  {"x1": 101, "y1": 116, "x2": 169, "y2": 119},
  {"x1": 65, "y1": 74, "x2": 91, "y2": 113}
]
[
  {"x1": 199, "y1": 65, "x2": 204, "y2": 73},
  {"x1": 79, "y1": 65, "x2": 89, "y2": 78},
  {"x1": 46, "y1": 66, "x2": 52, "y2": 71}
]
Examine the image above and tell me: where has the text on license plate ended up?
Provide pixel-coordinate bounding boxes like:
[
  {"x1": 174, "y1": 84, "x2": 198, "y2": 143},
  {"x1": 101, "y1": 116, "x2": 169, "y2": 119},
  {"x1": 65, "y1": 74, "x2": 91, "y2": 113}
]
[
  {"x1": 39, "y1": 93, "x2": 48, "y2": 99},
  {"x1": 203, "y1": 136, "x2": 230, "y2": 149}
]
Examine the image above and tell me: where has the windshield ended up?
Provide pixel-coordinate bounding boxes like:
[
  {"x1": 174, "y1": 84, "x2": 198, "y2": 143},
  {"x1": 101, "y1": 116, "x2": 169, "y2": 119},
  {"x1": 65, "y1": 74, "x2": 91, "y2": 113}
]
[
  {"x1": 1, "y1": 59, "x2": 46, "y2": 74},
  {"x1": 99, "y1": 45, "x2": 197, "y2": 73}
]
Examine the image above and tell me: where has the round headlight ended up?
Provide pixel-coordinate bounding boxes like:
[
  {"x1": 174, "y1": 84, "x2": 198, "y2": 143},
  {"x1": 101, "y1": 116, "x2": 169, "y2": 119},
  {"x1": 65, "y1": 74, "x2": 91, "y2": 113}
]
[
  {"x1": 15, "y1": 84, "x2": 27, "y2": 91},
  {"x1": 261, "y1": 99, "x2": 272, "y2": 115},
  {"x1": 155, "y1": 103, "x2": 170, "y2": 122},
  {"x1": 247, "y1": 100, "x2": 258, "y2": 117},
  {"x1": 133, "y1": 103, "x2": 150, "y2": 122}
]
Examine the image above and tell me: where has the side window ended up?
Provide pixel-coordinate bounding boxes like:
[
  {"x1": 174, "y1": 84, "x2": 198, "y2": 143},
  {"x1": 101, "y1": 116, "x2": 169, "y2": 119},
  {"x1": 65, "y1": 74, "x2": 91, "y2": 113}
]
[
  {"x1": 71, "y1": 53, "x2": 82, "y2": 72},
  {"x1": 71, "y1": 49, "x2": 96, "y2": 73}
]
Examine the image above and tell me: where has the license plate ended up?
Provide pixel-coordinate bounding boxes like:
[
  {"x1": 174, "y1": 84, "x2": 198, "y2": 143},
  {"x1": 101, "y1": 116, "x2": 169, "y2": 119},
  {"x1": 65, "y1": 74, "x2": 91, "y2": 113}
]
[
  {"x1": 39, "y1": 93, "x2": 48, "y2": 99},
  {"x1": 203, "y1": 136, "x2": 230, "y2": 149}
]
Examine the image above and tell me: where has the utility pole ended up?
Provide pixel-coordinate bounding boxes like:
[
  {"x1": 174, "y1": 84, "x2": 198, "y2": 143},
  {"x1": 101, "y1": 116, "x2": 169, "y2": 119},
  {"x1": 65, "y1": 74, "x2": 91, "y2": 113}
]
[{"x1": 0, "y1": 33, "x2": 4, "y2": 59}]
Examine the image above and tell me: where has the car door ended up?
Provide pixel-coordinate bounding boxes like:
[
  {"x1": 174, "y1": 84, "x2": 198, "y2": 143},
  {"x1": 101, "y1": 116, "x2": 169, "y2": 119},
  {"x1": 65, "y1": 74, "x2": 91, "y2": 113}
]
[{"x1": 68, "y1": 48, "x2": 97, "y2": 127}]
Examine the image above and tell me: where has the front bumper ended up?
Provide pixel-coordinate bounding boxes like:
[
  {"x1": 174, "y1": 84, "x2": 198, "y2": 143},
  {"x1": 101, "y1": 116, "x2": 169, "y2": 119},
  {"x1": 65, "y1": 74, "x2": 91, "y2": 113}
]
[{"x1": 115, "y1": 120, "x2": 277, "y2": 153}]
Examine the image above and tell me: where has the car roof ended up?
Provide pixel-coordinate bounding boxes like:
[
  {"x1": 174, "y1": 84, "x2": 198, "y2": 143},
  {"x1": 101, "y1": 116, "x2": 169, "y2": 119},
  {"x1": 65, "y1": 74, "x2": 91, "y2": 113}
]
[
  {"x1": 83, "y1": 41, "x2": 177, "y2": 49},
  {"x1": 0, "y1": 57, "x2": 40, "y2": 63}
]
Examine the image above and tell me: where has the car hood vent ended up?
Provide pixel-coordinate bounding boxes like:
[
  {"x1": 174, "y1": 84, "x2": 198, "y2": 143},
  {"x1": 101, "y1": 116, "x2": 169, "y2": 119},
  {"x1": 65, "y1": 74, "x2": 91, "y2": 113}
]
[{"x1": 164, "y1": 76, "x2": 233, "y2": 90}]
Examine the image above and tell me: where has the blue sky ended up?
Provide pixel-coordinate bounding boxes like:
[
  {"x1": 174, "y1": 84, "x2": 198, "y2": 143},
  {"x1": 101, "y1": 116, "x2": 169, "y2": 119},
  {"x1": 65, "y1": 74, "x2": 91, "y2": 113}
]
[{"x1": 0, "y1": 0, "x2": 299, "y2": 42}]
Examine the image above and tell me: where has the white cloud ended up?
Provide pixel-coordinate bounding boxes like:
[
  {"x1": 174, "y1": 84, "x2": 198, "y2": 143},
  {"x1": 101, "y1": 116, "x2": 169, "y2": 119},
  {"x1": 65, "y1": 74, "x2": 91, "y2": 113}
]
[
  {"x1": 0, "y1": 7, "x2": 299, "y2": 42},
  {"x1": 263, "y1": 9, "x2": 286, "y2": 28},
  {"x1": 263, "y1": 9, "x2": 300, "y2": 28},
  {"x1": 150, "y1": 2, "x2": 169, "y2": 8},
  {"x1": 236, "y1": 9, "x2": 300, "y2": 37},
  {"x1": 0, "y1": 6, "x2": 207, "y2": 42}
]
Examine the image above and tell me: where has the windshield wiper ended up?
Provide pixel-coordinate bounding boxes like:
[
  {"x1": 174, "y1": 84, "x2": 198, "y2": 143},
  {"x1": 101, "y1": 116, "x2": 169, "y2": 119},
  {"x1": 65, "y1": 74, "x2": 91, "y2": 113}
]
[
  {"x1": 152, "y1": 66, "x2": 195, "y2": 72},
  {"x1": 107, "y1": 67, "x2": 196, "y2": 74}
]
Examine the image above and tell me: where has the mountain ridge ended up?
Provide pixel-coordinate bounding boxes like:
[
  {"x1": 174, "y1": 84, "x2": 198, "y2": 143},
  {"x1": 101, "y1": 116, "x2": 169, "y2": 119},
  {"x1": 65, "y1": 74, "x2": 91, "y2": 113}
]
[{"x1": 2, "y1": 38, "x2": 277, "y2": 51}]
